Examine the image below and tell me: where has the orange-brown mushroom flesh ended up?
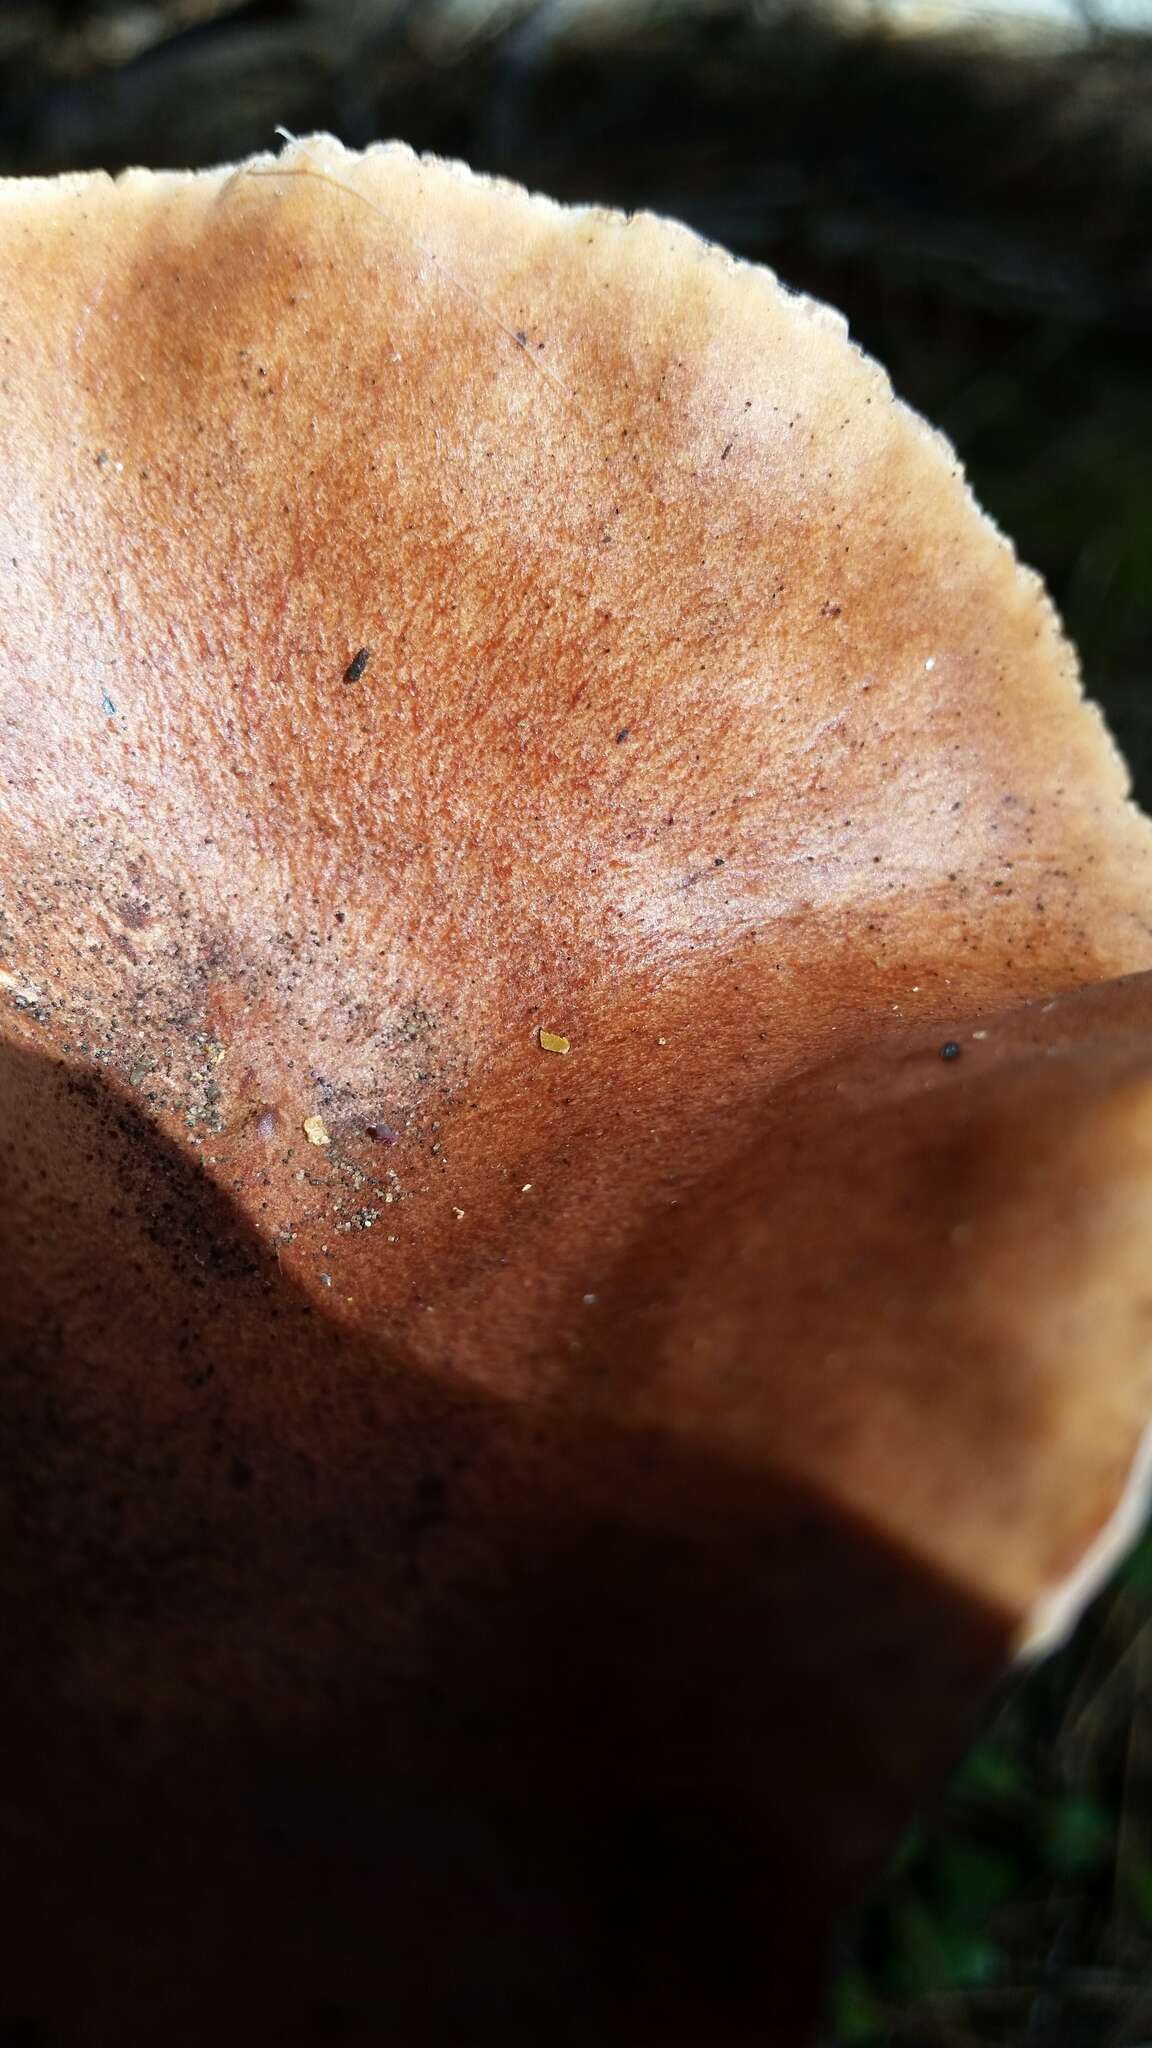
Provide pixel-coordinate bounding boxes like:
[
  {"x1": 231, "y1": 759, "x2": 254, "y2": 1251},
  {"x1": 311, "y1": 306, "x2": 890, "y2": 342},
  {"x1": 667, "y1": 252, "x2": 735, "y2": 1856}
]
[{"x1": 1, "y1": 140, "x2": 1151, "y2": 2044}]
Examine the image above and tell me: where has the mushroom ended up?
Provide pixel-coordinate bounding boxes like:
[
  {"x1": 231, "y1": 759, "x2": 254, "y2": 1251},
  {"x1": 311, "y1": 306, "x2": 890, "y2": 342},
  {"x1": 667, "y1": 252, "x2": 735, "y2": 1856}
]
[{"x1": 0, "y1": 137, "x2": 1150, "y2": 2045}]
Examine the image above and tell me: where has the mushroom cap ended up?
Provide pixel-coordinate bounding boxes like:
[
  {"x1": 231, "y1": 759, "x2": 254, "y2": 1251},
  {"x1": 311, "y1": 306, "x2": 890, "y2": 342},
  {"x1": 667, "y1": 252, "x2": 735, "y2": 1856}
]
[{"x1": 1, "y1": 137, "x2": 1151, "y2": 2043}]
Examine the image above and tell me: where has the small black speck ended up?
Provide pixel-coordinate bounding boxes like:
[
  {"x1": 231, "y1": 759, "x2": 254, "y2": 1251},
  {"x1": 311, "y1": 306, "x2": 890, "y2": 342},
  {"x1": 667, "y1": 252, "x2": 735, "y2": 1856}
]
[
  {"x1": 410, "y1": 1470, "x2": 448, "y2": 1535},
  {"x1": 714, "y1": 856, "x2": 725, "y2": 867},
  {"x1": 720, "y1": 441, "x2": 732, "y2": 461},
  {"x1": 515, "y1": 330, "x2": 528, "y2": 347},
  {"x1": 616, "y1": 727, "x2": 631, "y2": 743},
  {"x1": 939, "y1": 1041, "x2": 961, "y2": 1062},
  {"x1": 344, "y1": 647, "x2": 370, "y2": 684}
]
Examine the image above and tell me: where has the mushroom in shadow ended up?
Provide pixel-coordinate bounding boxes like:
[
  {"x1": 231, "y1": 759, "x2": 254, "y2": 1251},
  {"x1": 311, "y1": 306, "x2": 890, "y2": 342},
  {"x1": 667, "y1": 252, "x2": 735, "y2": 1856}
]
[{"x1": 1, "y1": 137, "x2": 1151, "y2": 2045}]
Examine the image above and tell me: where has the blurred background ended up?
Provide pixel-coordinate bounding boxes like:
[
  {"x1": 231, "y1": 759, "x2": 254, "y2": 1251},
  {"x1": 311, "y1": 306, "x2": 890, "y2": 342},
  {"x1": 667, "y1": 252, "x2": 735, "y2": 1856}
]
[{"x1": 2, "y1": 3, "x2": 1149, "y2": 2041}]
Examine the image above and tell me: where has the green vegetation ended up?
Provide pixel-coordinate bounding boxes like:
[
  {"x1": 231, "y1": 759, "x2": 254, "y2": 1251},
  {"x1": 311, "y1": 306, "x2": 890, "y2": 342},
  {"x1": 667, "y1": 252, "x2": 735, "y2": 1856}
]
[{"x1": 830, "y1": 1523, "x2": 1152, "y2": 2044}]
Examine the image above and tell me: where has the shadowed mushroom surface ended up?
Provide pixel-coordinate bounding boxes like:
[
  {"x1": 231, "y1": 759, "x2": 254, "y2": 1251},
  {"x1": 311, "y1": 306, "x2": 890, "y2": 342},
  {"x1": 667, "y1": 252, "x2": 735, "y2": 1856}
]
[{"x1": 1, "y1": 137, "x2": 1151, "y2": 2046}]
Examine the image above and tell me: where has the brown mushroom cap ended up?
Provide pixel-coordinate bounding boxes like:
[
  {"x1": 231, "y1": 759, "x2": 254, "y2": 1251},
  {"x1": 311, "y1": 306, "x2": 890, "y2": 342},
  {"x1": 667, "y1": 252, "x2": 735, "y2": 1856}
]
[{"x1": 1, "y1": 137, "x2": 1151, "y2": 2044}]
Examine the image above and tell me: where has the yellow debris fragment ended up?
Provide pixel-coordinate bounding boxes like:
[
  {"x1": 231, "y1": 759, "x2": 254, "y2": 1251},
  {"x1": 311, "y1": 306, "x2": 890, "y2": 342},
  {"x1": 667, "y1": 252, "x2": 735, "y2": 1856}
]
[
  {"x1": 303, "y1": 1114, "x2": 331, "y2": 1147},
  {"x1": 538, "y1": 1028, "x2": 570, "y2": 1055}
]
